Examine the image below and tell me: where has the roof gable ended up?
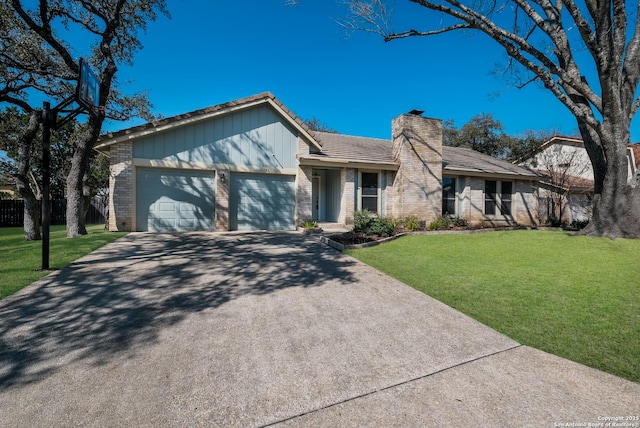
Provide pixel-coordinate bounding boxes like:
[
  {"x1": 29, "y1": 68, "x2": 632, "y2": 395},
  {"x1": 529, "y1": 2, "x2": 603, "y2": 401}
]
[{"x1": 96, "y1": 92, "x2": 321, "y2": 151}]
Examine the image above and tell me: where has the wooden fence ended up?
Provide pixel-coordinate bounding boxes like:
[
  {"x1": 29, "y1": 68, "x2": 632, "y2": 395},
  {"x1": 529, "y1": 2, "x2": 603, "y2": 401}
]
[{"x1": 0, "y1": 198, "x2": 106, "y2": 227}]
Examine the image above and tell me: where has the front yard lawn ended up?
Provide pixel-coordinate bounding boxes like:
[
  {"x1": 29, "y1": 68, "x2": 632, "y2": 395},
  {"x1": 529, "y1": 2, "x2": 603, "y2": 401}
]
[
  {"x1": 0, "y1": 224, "x2": 127, "y2": 300},
  {"x1": 345, "y1": 230, "x2": 640, "y2": 383}
]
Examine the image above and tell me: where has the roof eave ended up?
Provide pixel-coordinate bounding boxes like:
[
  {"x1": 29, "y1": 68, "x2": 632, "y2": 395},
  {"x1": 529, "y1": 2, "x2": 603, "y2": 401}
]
[
  {"x1": 298, "y1": 155, "x2": 399, "y2": 171},
  {"x1": 444, "y1": 166, "x2": 540, "y2": 180}
]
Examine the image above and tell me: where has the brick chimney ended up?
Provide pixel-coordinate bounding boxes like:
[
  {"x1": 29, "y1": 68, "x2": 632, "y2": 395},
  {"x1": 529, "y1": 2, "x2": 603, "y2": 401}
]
[{"x1": 389, "y1": 112, "x2": 443, "y2": 223}]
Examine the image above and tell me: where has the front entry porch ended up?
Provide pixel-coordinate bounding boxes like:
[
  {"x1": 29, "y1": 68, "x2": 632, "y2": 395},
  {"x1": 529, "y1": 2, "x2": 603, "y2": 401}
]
[{"x1": 311, "y1": 169, "x2": 342, "y2": 223}]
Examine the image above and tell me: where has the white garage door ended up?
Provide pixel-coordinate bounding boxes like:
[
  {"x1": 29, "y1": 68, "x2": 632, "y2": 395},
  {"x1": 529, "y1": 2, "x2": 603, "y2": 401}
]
[
  {"x1": 136, "y1": 168, "x2": 215, "y2": 232},
  {"x1": 230, "y1": 173, "x2": 295, "y2": 231}
]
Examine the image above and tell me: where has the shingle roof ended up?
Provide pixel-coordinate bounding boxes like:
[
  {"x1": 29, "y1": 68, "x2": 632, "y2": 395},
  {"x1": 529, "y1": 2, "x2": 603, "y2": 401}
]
[
  {"x1": 312, "y1": 132, "x2": 394, "y2": 164},
  {"x1": 443, "y1": 146, "x2": 539, "y2": 177},
  {"x1": 309, "y1": 132, "x2": 539, "y2": 178}
]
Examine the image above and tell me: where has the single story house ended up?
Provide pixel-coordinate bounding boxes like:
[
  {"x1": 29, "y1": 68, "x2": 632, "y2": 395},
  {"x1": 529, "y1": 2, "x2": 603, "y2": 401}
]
[{"x1": 96, "y1": 92, "x2": 541, "y2": 232}]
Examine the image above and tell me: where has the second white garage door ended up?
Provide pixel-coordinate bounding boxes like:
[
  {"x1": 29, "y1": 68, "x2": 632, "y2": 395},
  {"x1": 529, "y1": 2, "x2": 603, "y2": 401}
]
[{"x1": 230, "y1": 173, "x2": 295, "y2": 231}]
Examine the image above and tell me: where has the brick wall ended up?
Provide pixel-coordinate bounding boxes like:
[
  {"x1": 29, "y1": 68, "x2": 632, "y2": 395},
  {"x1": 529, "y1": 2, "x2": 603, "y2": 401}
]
[
  {"x1": 215, "y1": 169, "x2": 230, "y2": 231},
  {"x1": 389, "y1": 114, "x2": 443, "y2": 224},
  {"x1": 298, "y1": 136, "x2": 310, "y2": 156},
  {"x1": 109, "y1": 142, "x2": 133, "y2": 231},
  {"x1": 515, "y1": 180, "x2": 539, "y2": 225},
  {"x1": 466, "y1": 178, "x2": 486, "y2": 224},
  {"x1": 384, "y1": 170, "x2": 397, "y2": 218},
  {"x1": 463, "y1": 178, "x2": 538, "y2": 226},
  {"x1": 297, "y1": 165, "x2": 312, "y2": 223},
  {"x1": 343, "y1": 168, "x2": 355, "y2": 224}
]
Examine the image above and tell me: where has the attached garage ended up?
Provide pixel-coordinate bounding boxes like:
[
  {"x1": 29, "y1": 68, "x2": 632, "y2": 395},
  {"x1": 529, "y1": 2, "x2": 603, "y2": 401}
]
[
  {"x1": 136, "y1": 168, "x2": 215, "y2": 232},
  {"x1": 230, "y1": 173, "x2": 295, "y2": 231}
]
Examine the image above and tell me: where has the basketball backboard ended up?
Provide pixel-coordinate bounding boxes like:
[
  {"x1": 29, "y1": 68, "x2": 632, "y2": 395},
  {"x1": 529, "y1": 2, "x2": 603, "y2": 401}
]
[{"x1": 77, "y1": 58, "x2": 100, "y2": 114}]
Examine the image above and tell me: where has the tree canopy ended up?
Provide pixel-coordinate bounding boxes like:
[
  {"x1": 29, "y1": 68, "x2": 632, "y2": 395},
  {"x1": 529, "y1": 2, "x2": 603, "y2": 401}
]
[
  {"x1": 303, "y1": 117, "x2": 339, "y2": 133},
  {"x1": 1, "y1": 0, "x2": 168, "y2": 238},
  {"x1": 443, "y1": 113, "x2": 553, "y2": 161},
  {"x1": 0, "y1": 107, "x2": 109, "y2": 200}
]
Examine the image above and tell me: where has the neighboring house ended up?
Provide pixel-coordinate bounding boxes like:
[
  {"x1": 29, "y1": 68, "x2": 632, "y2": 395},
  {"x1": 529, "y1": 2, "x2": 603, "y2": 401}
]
[
  {"x1": 518, "y1": 135, "x2": 640, "y2": 223},
  {"x1": 519, "y1": 135, "x2": 594, "y2": 223},
  {"x1": 96, "y1": 92, "x2": 540, "y2": 232},
  {"x1": 629, "y1": 143, "x2": 640, "y2": 179}
]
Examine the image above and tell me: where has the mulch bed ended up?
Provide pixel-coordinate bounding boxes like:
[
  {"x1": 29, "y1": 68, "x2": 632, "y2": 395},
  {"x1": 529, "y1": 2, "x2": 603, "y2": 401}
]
[{"x1": 328, "y1": 231, "x2": 391, "y2": 245}]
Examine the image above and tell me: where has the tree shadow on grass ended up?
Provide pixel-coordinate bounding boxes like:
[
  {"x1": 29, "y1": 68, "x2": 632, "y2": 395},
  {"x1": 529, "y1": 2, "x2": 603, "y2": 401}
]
[{"x1": 0, "y1": 232, "x2": 356, "y2": 389}]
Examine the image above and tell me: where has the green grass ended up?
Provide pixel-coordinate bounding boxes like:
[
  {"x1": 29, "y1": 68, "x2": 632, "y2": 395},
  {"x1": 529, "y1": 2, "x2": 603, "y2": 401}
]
[
  {"x1": 345, "y1": 230, "x2": 640, "y2": 383},
  {"x1": 0, "y1": 224, "x2": 127, "y2": 300}
]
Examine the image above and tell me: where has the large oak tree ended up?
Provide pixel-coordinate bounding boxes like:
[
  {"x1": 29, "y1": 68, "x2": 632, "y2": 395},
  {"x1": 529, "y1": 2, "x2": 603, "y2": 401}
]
[
  {"x1": 2, "y1": 0, "x2": 165, "y2": 238},
  {"x1": 296, "y1": 0, "x2": 640, "y2": 238}
]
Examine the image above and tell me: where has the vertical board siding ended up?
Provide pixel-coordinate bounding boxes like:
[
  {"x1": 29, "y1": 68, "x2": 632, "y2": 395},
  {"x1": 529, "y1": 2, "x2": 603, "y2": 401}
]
[
  {"x1": 133, "y1": 105, "x2": 298, "y2": 169},
  {"x1": 229, "y1": 173, "x2": 295, "y2": 231},
  {"x1": 325, "y1": 170, "x2": 342, "y2": 222}
]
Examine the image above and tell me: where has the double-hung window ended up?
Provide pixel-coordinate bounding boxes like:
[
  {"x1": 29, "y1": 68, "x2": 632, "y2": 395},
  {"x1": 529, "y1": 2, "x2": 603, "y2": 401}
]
[
  {"x1": 361, "y1": 172, "x2": 379, "y2": 213},
  {"x1": 485, "y1": 180, "x2": 513, "y2": 217},
  {"x1": 501, "y1": 182, "x2": 513, "y2": 216},
  {"x1": 485, "y1": 181, "x2": 497, "y2": 215}
]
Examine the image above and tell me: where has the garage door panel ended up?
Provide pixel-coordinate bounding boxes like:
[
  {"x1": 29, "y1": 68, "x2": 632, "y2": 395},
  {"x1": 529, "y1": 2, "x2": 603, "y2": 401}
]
[
  {"x1": 136, "y1": 168, "x2": 215, "y2": 232},
  {"x1": 230, "y1": 173, "x2": 295, "y2": 231},
  {"x1": 178, "y1": 218, "x2": 196, "y2": 228},
  {"x1": 150, "y1": 218, "x2": 176, "y2": 230},
  {"x1": 179, "y1": 203, "x2": 196, "y2": 212},
  {"x1": 159, "y1": 201, "x2": 176, "y2": 211}
]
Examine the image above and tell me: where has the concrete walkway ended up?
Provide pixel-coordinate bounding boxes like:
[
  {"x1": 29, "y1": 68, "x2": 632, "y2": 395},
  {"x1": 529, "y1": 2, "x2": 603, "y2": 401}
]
[{"x1": 0, "y1": 232, "x2": 638, "y2": 427}]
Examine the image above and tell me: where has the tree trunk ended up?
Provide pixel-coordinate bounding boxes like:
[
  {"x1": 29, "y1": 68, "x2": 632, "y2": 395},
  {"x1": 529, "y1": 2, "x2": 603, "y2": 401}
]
[
  {"x1": 66, "y1": 145, "x2": 90, "y2": 237},
  {"x1": 82, "y1": 172, "x2": 92, "y2": 224},
  {"x1": 580, "y1": 121, "x2": 640, "y2": 239},
  {"x1": 66, "y1": 117, "x2": 103, "y2": 237},
  {"x1": 15, "y1": 111, "x2": 42, "y2": 241}
]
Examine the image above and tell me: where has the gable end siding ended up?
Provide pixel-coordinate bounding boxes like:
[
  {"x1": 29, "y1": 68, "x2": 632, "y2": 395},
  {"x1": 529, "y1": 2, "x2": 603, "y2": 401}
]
[{"x1": 132, "y1": 104, "x2": 298, "y2": 170}]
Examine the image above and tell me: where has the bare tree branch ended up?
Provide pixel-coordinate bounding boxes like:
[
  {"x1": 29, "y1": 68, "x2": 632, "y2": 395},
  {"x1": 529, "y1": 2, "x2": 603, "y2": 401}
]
[{"x1": 384, "y1": 23, "x2": 471, "y2": 40}]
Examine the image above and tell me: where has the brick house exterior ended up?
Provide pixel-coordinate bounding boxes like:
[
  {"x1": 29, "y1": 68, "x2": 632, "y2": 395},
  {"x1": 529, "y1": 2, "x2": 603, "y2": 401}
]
[{"x1": 97, "y1": 92, "x2": 540, "y2": 232}]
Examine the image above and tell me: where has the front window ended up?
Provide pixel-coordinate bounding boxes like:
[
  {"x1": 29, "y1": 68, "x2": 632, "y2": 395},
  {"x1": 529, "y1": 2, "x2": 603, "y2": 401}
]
[
  {"x1": 501, "y1": 182, "x2": 513, "y2": 216},
  {"x1": 485, "y1": 180, "x2": 513, "y2": 216},
  {"x1": 485, "y1": 180, "x2": 497, "y2": 215},
  {"x1": 361, "y1": 172, "x2": 378, "y2": 212},
  {"x1": 442, "y1": 177, "x2": 456, "y2": 216}
]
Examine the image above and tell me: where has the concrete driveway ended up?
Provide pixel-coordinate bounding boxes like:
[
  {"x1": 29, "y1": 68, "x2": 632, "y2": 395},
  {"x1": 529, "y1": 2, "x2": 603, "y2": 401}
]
[{"x1": 0, "y1": 232, "x2": 638, "y2": 427}]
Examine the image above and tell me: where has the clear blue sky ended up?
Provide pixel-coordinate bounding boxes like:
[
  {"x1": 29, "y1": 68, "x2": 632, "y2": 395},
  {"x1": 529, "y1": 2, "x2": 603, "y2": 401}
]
[{"x1": 99, "y1": 1, "x2": 636, "y2": 141}]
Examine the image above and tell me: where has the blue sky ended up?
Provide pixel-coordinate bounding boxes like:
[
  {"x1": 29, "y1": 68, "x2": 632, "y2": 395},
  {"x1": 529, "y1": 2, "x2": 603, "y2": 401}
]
[{"x1": 62, "y1": 1, "x2": 640, "y2": 142}]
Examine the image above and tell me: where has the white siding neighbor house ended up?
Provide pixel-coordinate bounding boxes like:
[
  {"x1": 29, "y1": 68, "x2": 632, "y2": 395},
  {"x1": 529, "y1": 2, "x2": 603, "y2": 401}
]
[{"x1": 518, "y1": 135, "x2": 640, "y2": 223}]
